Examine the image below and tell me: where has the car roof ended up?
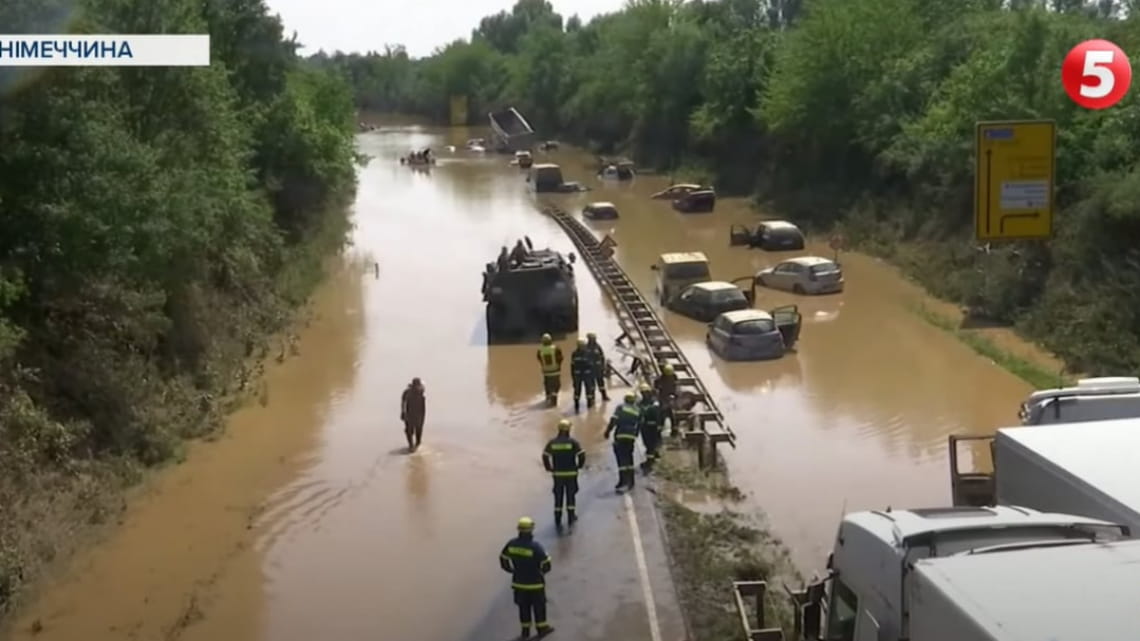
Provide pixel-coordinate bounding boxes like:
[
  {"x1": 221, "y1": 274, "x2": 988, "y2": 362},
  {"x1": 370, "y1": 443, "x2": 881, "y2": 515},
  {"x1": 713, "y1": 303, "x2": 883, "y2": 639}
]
[
  {"x1": 587, "y1": 202, "x2": 616, "y2": 209},
  {"x1": 718, "y1": 309, "x2": 772, "y2": 323},
  {"x1": 659, "y1": 251, "x2": 709, "y2": 263},
  {"x1": 515, "y1": 150, "x2": 531, "y2": 155},
  {"x1": 760, "y1": 220, "x2": 800, "y2": 230},
  {"x1": 670, "y1": 183, "x2": 701, "y2": 189},
  {"x1": 532, "y1": 163, "x2": 560, "y2": 170},
  {"x1": 690, "y1": 281, "x2": 740, "y2": 292},
  {"x1": 784, "y1": 256, "x2": 835, "y2": 267}
]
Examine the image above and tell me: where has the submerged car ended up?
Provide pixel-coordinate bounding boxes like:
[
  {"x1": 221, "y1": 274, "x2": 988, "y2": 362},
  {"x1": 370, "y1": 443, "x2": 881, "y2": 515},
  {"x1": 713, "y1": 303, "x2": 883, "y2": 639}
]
[
  {"x1": 673, "y1": 189, "x2": 716, "y2": 213},
  {"x1": 583, "y1": 201, "x2": 618, "y2": 220},
  {"x1": 528, "y1": 163, "x2": 564, "y2": 193},
  {"x1": 706, "y1": 307, "x2": 802, "y2": 360},
  {"x1": 667, "y1": 281, "x2": 751, "y2": 322},
  {"x1": 514, "y1": 150, "x2": 534, "y2": 168},
  {"x1": 756, "y1": 256, "x2": 844, "y2": 294},
  {"x1": 730, "y1": 220, "x2": 806, "y2": 250},
  {"x1": 652, "y1": 251, "x2": 712, "y2": 305},
  {"x1": 599, "y1": 160, "x2": 636, "y2": 180},
  {"x1": 651, "y1": 183, "x2": 702, "y2": 200}
]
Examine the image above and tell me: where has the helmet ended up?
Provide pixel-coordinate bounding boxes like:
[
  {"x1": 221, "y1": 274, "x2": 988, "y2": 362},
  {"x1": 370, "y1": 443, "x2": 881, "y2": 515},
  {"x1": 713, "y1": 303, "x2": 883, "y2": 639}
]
[
  {"x1": 586, "y1": 332, "x2": 597, "y2": 340},
  {"x1": 624, "y1": 392, "x2": 636, "y2": 403},
  {"x1": 639, "y1": 383, "x2": 652, "y2": 393},
  {"x1": 518, "y1": 516, "x2": 535, "y2": 531},
  {"x1": 541, "y1": 333, "x2": 552, "y2": 344},
  {"x1": 662, "y1": 364, "x2": 674, "y2": 374},
  {"x1": 577, "y1": 338, "x2": 587, "y2": 346},
  {"x1": 557, "y1": 419, "x2": 571, "y2": 432}
]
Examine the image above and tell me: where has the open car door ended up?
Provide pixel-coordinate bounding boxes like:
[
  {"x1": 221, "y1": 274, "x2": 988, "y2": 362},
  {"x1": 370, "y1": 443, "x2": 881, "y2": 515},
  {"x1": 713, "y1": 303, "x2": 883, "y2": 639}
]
[
  {"x1": 729, "y1": 224, "x2": 753, "y2": 247},
  {"x1": 730, "y1": 276, "x2": 757, "y2": 306},
  {"x1": 770, "y1": 304, "x2": 802, "y2": 348}
]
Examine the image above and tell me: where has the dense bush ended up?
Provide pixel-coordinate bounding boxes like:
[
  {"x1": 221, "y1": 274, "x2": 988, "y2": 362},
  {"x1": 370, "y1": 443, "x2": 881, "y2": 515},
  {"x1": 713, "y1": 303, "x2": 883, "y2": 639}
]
[
  {"x1": 0, "y1": 0, "x2": 357, "y2": 613},
  {"x1": 320, "y1": 0, "x2": 1140, "y2": 374}
]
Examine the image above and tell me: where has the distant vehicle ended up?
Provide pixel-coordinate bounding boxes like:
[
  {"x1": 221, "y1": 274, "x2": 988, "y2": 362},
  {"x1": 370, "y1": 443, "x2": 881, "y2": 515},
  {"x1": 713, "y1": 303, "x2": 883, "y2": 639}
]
[
  {"x1": 667, "y1": 281, "x2": 751, "y2": 322},
  {"x1": 948, "y1": 418, "x2": 1140, "y2": 537},
  {"x1": 400, "y1": 150, "x2": 435, "y2": 166},
  {"x1": 465, "y1": 138, "x2": 486, "y2": 152},
  {"x1": 650, "y1": 183, "x2": 702, "y2": 200},
  {"x1": 514, "y1": 150, "x2": 533, "y2": 168},
  {"x1": 761, "y1": 506, "x2": 1134, "y2": 641},
  {"x1": 582, "y1": 202, "x2": 618, "y2": 220},
  {"x1": 488, "y1": 107, "x2": 536, "y2": 152},
  {"x1": 673, "y1": 189, "x2": 716, "y2": 213},
  {"x1": 651, "y1": 251, "x2": 711, "y2": 305},
  {"x1": 540, "y1": 140, "x2": 559, "y2": 151},
  {"x1": 599, "y1": 160, "x2": 636, "y2": 180},
  {"x1": 557, "y1": 181, "x2": 590, "y2": 193},
  {"x1": 756, "y1": 256, "x2": 844, "y2": 294},
  {"x1": 730, "y1": 220, "x2": 805, "y2": 250},
  {"x1": 1017, "y1": 376, "x2": 1140, "y2": 425},
  {"x1": 706, "y1": 307, "x2": 801, "y2": 360},
  {"x1": 528, "y1": 163, "x2": 564, "y2": 193},
  {"x1": 482, "y1": 244, "x2": 578, "y2": 340}
]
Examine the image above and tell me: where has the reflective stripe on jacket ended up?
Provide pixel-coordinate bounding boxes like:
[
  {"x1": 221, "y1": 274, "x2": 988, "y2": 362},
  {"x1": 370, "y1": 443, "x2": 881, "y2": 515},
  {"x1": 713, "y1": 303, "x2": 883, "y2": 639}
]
[
  {"x1": 499, "y1": 535, "x2": 551, "y2": 590},
  {"x1": 543, "y1": 435, "x2": 585, "y2": 476},
  {"x1": 537, "y1": 345, "x2": 561, "y2": 374},
  {"x1": 611, "y1": 403, "x2": 641, "y2": 440}
]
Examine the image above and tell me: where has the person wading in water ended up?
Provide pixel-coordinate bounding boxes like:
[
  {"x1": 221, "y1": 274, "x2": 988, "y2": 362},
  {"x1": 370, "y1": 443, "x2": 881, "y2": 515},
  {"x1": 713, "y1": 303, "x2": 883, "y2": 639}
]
[{"x1": 401, "y1": 377, "x2": 426, "y2": 450}]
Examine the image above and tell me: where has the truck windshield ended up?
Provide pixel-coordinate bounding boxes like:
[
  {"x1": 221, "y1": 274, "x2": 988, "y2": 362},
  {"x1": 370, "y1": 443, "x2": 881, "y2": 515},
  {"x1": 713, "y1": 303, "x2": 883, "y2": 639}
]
[
  {"x1": 664, "y1": 262, "x2": 709, "y2": 279},
  {"x1": 825, "y1": 579, "x2": 857, "y2": 641}
]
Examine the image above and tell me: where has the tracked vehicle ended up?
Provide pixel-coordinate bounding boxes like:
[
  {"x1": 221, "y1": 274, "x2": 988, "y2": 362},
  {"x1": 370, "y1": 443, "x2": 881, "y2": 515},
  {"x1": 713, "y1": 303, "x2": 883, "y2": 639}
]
[{"x1": 482, "y1": 241, "x2": 578, "y2": 340}]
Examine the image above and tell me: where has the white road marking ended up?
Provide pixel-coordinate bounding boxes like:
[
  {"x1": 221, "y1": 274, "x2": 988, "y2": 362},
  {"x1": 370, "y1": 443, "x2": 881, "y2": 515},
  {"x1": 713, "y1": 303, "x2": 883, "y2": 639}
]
[{"x1": 624, "y1": 492, "x2": 663, "y2": 641}]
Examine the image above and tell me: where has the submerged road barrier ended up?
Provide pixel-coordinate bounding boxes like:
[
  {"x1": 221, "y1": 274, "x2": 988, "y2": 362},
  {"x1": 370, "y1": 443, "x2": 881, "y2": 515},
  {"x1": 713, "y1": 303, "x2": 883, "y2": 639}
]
[{"x1": 541, "y1": 203, "x2": 735, "y2": 466}]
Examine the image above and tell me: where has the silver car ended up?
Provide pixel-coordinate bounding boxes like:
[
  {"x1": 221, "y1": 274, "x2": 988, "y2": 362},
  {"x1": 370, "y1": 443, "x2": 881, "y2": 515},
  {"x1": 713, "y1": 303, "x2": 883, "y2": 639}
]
[
  {"x1": 706, "y1": 307, "x2": 802, "y2": 360},
  {"x1": 756, "y1": 256, "x2": 844, "y2": 295}
]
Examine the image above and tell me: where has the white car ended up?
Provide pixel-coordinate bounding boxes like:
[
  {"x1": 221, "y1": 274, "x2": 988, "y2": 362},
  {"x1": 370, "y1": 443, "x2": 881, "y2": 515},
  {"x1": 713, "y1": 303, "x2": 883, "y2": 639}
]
[
  {"x1": 756, "y1": 256, "x2": 844, "y2": 295},
  {"x1": 706, "y1": 308, "x2": 802, "y2": 360}
]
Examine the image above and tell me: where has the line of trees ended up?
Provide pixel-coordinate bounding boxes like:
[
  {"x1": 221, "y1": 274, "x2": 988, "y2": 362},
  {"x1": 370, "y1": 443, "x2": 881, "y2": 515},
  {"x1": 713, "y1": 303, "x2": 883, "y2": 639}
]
[
  {"x1": 0, "y1": 0, "x2": 358, "y2": 612},
  {"x1": 318, "y1": 0, "x2": 1140, "y2": 375}
]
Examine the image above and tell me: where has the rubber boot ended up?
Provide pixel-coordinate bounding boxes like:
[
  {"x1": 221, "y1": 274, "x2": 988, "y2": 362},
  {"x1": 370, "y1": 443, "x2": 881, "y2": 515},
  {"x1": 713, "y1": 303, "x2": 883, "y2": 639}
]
[
  {"x1": 586, "y1": 396, "x2": 595, "y2": 409},
  {"x1": 537, "y1": 627, "x2": 554, "y2": 638},
  {"x1": 574, "y1": 398, "x2": 580, "y2": 413}
]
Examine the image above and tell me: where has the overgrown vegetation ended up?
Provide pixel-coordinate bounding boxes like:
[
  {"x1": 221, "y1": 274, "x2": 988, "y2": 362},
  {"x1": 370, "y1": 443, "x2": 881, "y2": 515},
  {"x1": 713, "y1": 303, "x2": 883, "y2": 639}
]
[
  {"x1": 319, "y1": 0, "x2": 1140, "y2": 376},
  {"x1": 656, "y1": 450, "x2": 798, "y2": 640},
  {"x1": 0, "y1": 0, "x2": 358, "y2": 615}
]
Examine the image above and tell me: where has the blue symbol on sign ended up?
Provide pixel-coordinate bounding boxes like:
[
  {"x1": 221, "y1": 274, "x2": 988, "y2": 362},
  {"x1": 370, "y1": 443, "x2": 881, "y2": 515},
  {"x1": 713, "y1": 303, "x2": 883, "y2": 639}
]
[{"x1": 984, "y1": 128, "x2": 1014, "y2": 140}]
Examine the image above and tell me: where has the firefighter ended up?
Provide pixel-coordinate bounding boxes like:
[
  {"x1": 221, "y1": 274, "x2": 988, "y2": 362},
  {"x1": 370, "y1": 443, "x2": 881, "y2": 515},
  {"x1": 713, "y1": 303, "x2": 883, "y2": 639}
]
[
  {"x1": 543, "y1": 419, "x2": 585, "y2": 531},
  {"x1": 509, "y1": 239, "x2": 529, "y2": 267},
  {"x1": 654, "y1": 363, "x2": 679, "y2": 434},
  {"x1": 637, "y1": 384, "x2": 664, "y2": 473},
  {"x1": 499, "y1": 517, "x2": 554, "y2": 638},
  {"x1": 584, "y1": 332, "x2": 610, "y2": 401},
  {"x1": 569, "y1": 338, "x2": 596, "y2": 412},
  {"x1": 536, "y1": 334, "x2": 563, "y2": 406},
  {"x1": 400, "y1": 377, "x2": 426, "y2": 450},
  {"x1": 604, "y1": 392, "x2": 641, "y2": 491}
]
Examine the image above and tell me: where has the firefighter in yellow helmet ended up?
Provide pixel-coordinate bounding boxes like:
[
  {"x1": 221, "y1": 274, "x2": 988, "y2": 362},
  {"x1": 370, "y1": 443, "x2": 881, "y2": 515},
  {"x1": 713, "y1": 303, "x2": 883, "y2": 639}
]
[
  {"x1": 500, "y1": 517, "x2": 553, "y2": 638},
  {"x1": 604, "y1": 391, "x2": 642, "y2": 491},
  {"x1": 542, "y1": 418, "x2": 585, "y2": 531},
  {"x1": 654, "y1": 362, "x2": 679, "y2": 434},
  {"x1": 637, "y1": 383, "x2": 664, "y2": 473},
  {"x1": 536, "y1": 333, "x2": 564, "y2": 406},
  {"x1": 584, "y1": 332, "x2": 609, "y2": 401}
]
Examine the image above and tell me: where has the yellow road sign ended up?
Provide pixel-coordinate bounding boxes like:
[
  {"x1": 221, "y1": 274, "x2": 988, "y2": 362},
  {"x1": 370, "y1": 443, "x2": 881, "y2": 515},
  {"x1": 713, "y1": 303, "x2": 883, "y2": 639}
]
[{"x1": 974, "y1": 120, "x2": 1056, "y2": 241}]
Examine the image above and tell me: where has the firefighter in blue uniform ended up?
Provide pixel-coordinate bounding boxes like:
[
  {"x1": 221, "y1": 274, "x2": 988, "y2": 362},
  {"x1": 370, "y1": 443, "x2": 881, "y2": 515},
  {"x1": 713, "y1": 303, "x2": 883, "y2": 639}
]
[
  {"x1": 569, "y1": 338, "x2": 595, "y2": 413},
  {"x1": 500, "y1": 517, "x2": 554, "y2": 638},
  {"x1": 543, "y1": 419, "x2": 585, "y2": 531},
  {"x1": 637, "y1": 384, "x2": 664, "y2": 473},
  {"x1": 604, "y1": 392, "x2": 641, "y2": 491},
  {"x1": 584, "y1": 332, "x2": 610, "y2": 402}
]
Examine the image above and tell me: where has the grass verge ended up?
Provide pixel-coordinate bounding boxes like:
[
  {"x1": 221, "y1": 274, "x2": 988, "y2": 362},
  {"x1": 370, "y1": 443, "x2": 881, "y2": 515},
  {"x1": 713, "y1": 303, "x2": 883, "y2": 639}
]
[
  {"x1": 653, "y1": 447, "x2": 800, "y2": 641},
  {"x1": 908, "y1": 302, "x2": 1071, "y2": 389}
]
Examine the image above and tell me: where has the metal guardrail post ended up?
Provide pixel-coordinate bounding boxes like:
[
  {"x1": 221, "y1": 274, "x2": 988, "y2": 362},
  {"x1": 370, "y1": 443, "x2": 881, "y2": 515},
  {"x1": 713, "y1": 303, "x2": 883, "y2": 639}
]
[{"x1": 732, "y1": 580, "x2": 785, "y2": 641}]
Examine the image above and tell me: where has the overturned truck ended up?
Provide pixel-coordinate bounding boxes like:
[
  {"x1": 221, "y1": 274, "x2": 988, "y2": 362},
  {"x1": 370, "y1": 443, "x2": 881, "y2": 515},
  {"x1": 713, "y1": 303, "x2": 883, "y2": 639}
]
[{"x1": 482, "y1": 241, "x2": 579, "y2": 341}]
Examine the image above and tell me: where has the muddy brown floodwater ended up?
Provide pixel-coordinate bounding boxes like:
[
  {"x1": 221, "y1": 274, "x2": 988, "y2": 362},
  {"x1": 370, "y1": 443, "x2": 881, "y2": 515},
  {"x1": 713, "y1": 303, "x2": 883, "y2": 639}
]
[{"x1": 3, "y1": 122, "x2": 1049, "y2": 641}]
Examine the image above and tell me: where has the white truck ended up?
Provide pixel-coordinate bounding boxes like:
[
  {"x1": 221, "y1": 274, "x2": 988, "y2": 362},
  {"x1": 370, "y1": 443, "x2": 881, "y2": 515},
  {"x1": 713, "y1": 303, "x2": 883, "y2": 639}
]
[
  {"x1": 947, "y1": 418, "x2": 1140, "y2": 536},
  {"x1": 737, "y1": 506, "x2": 1135, "y2": 641},
  {"x1": 1018, "y1": 376, "x2": 1140, "y2": 424}
]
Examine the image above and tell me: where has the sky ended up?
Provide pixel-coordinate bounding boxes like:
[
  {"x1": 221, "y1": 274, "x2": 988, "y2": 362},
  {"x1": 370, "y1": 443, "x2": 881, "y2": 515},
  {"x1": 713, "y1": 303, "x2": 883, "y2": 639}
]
[{"x1": 263, "y1": 0, "x2": 628, "y2": 58}]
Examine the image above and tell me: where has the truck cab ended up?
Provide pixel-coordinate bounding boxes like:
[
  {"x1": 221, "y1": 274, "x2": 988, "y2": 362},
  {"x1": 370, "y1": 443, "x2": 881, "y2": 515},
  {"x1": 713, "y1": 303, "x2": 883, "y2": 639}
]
[
  {"x1": 1018, "y1": 376, "x2": 1140, "y2": 424},
  {"x1": 650, "y1": 252, "x2": 711, "y2": 305},
  {"x1": 781, "y1": 506, "x2": 1127, "y2": 641}
]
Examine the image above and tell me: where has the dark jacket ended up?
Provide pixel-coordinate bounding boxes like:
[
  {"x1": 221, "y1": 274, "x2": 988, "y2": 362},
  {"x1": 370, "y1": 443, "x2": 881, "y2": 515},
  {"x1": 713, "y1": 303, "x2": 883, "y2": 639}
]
[
  {"x1": 639, "y1": 398, "x2": 664, "y2": 433},
  {"x1": 570, "y1": 348, "x2": 594, "y2": 378},
  {"x1": 584, "y1": 341, "x2": 606, "y2": 372},
  {"x1": 543, "y1": 434, "x2": 585, "y2": 476},
  {"x1": 607, "y1": 402, "x2": 641, "y2": 441},
  {"x1": 499, "y1": 534, "x2": 551, "y2": 590},
  {"x1": 401, "y1": 384, "x2": 425, "y2": 420},
  {"x1": 654, "y1": 373, "x2": 677, "y2": 400}
]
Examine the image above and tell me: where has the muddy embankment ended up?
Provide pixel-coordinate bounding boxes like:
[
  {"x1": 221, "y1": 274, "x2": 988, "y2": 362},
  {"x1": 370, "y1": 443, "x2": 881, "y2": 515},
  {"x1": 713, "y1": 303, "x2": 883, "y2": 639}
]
[{"x1": 1, "y1": 121, "x2": 1065, "y2": 641}]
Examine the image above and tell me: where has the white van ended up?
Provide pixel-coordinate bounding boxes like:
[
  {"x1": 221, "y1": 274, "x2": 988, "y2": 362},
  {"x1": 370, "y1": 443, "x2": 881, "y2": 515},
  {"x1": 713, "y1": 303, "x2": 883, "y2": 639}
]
[{"x1": 1019, "y1": 376, "x2": 1140, "y2": 425}]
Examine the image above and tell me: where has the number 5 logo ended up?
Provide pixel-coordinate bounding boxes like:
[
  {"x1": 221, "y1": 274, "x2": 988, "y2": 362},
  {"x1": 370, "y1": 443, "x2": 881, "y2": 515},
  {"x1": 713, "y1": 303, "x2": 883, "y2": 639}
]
[{"x1": 1062, "y1": 39, "x2": 1132, "y2": 109}]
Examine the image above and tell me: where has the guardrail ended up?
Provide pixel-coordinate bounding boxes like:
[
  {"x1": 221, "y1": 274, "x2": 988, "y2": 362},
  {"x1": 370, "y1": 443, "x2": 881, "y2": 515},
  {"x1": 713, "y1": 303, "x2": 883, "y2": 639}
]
[
  {"x1": 732, "y1": 581, "x2": 786, "y2": 640},
  {"x1": 540, "y1": 204, "x2": 736, "y2": 465}
]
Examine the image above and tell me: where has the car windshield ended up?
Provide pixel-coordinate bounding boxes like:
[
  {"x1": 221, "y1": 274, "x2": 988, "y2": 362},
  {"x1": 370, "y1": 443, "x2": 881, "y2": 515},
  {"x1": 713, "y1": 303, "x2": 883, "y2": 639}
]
[
  {"x1": 664, "y1": 262, "x2": 710, "y2": 279},
  {"x1": 810, "y1": 262, "x2": 839, "y2": 274},
  {"x1": 734, "y1": 319, "x2": 775, "y2": 334},
  {"x1": 709, "y1": 289, "x2": 745, "y2": 303}
]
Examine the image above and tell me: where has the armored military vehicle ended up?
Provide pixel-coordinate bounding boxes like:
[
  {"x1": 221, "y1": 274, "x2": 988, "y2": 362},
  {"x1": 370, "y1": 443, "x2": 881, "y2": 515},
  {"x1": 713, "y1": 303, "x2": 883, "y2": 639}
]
[{"x1": 482, "y1": 241, "x2": 578, "y2": 341}]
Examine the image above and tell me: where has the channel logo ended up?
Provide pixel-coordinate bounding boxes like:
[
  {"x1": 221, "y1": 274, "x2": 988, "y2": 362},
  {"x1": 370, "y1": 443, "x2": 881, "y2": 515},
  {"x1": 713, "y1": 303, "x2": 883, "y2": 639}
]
[{"x1": 1061, "y1": 39, "x2": 1132, "y2": 109}]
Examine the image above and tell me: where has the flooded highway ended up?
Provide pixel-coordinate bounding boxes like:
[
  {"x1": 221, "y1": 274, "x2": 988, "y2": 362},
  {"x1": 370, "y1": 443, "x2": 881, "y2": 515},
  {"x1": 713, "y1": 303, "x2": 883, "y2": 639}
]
[{"x1": 2, "y1": 121, "x2": 1051, "y2": 640}]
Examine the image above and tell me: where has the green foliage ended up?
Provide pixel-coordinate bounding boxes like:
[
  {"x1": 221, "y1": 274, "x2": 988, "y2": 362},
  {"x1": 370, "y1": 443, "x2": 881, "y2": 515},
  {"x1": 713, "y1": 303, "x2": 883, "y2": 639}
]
[
  {"x1": 329, "y1": 0, "x2": 1140, "y2": 376},
  {"x1": 0, "y1": 0, "x2": 356, "y2": 615}
]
